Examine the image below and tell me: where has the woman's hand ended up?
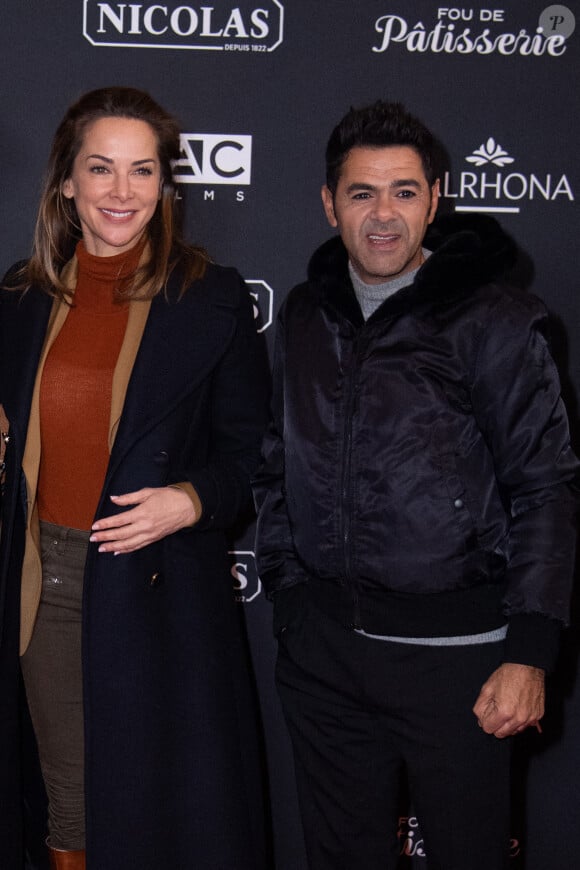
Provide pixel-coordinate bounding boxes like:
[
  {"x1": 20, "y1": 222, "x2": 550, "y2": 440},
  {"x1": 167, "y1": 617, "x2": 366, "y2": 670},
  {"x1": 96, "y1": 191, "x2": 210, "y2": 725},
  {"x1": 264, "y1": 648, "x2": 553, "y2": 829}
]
[{"x1": 90, "y1": 487, "x2": 198, "y2": 554}]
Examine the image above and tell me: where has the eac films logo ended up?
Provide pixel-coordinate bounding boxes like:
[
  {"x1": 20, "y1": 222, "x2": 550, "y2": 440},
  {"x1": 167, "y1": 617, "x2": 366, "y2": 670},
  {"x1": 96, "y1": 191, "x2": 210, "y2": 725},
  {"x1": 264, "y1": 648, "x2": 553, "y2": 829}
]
[
  {"x1": 229, "y1": 550, "x2": 262, "y2": 603},
  {"x1": 174, "y1": 134, "x2": 252, "y2": 186},
  {"x1": 83, "y1": 0, "x2": 284, "y2": 51}
]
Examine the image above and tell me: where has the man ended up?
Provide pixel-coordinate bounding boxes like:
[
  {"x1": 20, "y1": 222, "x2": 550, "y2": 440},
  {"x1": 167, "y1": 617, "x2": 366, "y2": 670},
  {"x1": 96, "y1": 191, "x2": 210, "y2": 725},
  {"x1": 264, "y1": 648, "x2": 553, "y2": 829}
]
[{"x1": 253, "y1": 101, "x2": 579, "y2": 869}]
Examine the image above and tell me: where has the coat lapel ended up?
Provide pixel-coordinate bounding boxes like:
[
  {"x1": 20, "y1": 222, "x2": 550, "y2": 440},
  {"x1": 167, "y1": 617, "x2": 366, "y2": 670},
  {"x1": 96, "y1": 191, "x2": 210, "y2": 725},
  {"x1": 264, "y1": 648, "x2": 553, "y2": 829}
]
[
  {"x1": 1, "y1": 288, "x2": 53, "y2": 449},
  {"x1": 0, "y1": 286, "x2": 60, "y2": 653},
  {"x1": 105, "y1": 269, "x2": 239, "y2": 482},
  {"x1": 108, "y1": 297, "x2": 152, "y2": 451}
]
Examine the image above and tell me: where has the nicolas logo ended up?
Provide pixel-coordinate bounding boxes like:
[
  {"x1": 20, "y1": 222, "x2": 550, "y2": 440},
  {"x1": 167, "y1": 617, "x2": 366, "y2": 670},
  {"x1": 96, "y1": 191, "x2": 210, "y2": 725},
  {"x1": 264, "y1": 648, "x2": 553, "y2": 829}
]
[{"x1": 83, "y1": 1, "x2": 284, "y2": 52}]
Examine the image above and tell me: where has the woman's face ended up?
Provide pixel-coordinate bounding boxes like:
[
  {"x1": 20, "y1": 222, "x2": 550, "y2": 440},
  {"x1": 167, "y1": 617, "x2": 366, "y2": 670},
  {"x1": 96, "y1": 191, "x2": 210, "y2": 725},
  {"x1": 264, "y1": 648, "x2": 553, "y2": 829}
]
[{"x1": 62, "y1": 116, "x2": 162, "y2": 257}]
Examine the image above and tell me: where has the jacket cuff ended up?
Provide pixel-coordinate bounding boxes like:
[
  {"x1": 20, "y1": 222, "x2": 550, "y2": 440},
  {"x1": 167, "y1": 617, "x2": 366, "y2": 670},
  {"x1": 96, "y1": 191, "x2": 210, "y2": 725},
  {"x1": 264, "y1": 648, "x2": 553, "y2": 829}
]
[
  {"x1": 184, "y1": 468, "x2": 220, "y2": 529},
  {"x1": 169, "y1": 482, "x2": 203, "y2": 526},
  {"x1": 503, "y1": 613, "x2": 562, "y2": 673},
  {"x1": 262, "y1": 567, "x2": 311, "y2": 600}
]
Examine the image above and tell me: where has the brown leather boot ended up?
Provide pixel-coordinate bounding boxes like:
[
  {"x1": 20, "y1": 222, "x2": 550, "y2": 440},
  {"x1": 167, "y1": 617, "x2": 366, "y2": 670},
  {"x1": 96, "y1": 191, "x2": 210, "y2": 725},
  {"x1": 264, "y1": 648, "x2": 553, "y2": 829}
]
[{"x1": 48, "y1": 846, "x2": 86, "y2": 869}]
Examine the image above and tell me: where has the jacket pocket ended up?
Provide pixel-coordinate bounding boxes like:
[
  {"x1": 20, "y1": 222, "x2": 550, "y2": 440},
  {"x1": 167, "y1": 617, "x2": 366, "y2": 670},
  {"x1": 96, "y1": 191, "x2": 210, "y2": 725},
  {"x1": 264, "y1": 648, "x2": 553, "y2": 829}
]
[
  {"x1": 430, "y1": 422, "x2": 480, "y2": 553},
  {"x1": 273, "y1": 582, "x2": 308, "y2": 639}
]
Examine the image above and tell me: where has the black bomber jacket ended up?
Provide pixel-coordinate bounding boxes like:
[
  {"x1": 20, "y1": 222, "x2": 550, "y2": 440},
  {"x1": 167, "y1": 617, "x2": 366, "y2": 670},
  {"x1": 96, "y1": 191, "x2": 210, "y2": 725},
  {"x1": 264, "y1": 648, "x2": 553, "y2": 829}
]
[{"x1": 253, "y1": 214, "x2": 579, "y2": 670}]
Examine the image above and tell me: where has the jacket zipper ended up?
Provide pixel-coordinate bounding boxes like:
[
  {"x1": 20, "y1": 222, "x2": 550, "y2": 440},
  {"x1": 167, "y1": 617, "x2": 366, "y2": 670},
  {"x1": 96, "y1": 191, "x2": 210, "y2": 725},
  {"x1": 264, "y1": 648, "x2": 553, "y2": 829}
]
[{"x1": 340, "y1": 337, "x2": 361, "y2": 629}]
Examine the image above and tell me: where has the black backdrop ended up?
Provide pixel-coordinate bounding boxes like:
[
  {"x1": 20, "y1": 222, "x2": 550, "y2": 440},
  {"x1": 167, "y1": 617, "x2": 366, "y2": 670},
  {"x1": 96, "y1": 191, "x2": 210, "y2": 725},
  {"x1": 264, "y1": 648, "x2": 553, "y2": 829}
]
[{"x1": 1, "y1": 2, "x2": 579, "y2": 866}]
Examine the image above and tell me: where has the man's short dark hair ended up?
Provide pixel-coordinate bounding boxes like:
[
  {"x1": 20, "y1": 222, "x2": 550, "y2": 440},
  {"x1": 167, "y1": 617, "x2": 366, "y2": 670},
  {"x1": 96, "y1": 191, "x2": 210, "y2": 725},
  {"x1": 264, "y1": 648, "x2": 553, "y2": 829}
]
[{"x1": 325, "y1": 101, "x2": 437, "y2": 194}]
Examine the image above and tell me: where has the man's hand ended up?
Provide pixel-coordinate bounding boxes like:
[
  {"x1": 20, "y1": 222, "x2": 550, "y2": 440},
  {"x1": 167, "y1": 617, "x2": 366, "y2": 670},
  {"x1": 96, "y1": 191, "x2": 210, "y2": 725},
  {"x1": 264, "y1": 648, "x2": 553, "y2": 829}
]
[
  {"x1": 90, "y1": 487, "x2": 197, "y2": 554},
  {"x1": 472, "y1": 662, "x2": 545, "y2": 739}
]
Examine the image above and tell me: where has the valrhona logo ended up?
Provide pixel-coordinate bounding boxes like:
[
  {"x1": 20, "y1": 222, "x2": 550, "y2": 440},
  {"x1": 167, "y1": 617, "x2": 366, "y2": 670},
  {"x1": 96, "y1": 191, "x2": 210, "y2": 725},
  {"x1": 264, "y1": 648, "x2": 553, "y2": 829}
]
[
  {"x1": 83, "y1": 1, "x2": 284, "y2": 51},
  {"x1": 372, "y1": 5, "x2": 576, "y2": 56},
  {"x1": 442, "y1": 138, "x2": 574, "y2": 215}
]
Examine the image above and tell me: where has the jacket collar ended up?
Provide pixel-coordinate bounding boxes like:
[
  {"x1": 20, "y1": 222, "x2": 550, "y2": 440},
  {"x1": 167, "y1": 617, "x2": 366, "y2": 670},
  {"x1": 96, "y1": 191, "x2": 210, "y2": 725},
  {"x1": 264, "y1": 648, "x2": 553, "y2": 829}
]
[{"x1": 307, "y1": 212, "x2": 518, "y2": 321}]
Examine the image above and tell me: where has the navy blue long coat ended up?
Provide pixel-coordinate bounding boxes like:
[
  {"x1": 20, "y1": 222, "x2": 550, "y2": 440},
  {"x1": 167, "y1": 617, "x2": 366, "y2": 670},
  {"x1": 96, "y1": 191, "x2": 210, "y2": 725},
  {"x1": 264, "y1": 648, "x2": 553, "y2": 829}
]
[{"x1": 0, "y1": 260, "x2": 270, "y2": 869}]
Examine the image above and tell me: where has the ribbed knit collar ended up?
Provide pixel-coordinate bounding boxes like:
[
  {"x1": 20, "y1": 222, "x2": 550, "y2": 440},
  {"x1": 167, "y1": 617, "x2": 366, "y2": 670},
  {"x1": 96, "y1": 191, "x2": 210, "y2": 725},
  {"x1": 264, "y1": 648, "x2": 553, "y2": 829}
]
[{"x1": 73, "y1": 238, "x2": 145, "y2": 312}]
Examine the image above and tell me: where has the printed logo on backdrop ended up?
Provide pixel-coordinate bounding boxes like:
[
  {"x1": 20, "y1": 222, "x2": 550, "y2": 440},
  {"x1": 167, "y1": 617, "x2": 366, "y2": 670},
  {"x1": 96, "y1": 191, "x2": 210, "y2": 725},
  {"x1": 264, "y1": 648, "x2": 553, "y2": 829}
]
[
  {"x1": 229, "y1": 551, "x2": 262, "y2": 603},
  {"x1": 173, "y1": 133, "x2": 251, "y2": 202},
  {"x1": 171, "y1": 133, "x2": 276, "y2": 329},
  {"x1": 372, "y1": 5, "x2": 576, "y2": 56},
  {"x1": 442, "y1": 138, "x2": 574, "y2": 215},
  {"x1": 174, "y1": 134, "x2": 252, "y2": 185},
  {"x1": 398, "y1": 817, "x2": 427, "y2": 860},
  {"x1": 83, "y1": 1, "x2": 284, "y2": 51},
  {"x1": 246, "y1": 281, "x2": 273, "y2": 333},
  {"x1": 397, "y1": 817, "x2": 521, "y2": 861}
]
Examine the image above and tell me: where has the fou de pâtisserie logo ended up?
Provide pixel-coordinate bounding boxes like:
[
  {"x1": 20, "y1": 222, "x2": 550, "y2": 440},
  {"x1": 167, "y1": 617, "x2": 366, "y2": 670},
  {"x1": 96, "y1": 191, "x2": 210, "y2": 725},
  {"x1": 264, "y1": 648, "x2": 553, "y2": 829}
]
[{"x1": 371, "y1": 5, "x2": 576, "y2": 57}]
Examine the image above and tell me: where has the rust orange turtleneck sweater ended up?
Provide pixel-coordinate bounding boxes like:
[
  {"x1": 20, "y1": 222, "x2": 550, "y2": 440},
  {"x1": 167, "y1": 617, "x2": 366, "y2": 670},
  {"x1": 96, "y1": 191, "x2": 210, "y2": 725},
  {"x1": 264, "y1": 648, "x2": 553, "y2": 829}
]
[{"x1": 37, "y1": 240, "x2": 143, "y2": 530}]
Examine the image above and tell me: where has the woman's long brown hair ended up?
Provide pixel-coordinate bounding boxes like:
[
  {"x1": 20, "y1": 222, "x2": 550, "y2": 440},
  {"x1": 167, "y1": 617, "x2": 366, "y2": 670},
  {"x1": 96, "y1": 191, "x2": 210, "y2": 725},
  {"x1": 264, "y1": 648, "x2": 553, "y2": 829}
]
[{"x1": 10, "y1": 86, "x2": 208, "y2": 300}]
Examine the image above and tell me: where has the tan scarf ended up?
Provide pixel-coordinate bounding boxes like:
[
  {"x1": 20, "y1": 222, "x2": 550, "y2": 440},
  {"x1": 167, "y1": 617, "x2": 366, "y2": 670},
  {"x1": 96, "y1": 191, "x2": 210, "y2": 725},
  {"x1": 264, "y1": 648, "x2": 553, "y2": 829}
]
[{"x1": 0, "y1": 404, "x2": 9, "y2": 494}]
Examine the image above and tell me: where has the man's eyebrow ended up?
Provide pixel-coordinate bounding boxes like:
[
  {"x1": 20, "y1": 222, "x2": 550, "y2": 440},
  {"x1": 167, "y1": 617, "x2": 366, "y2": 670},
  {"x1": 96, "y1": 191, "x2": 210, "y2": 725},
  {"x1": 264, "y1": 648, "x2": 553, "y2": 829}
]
[
  {"x1": 391, "y1": 178, "x2": 422, "y2": 189},
  {"x1": 345, "y1": 182, "x2": 377, "y2": 194},
  {"x1": 345, "y1": 178, "x2": 423, "y2": 194}
]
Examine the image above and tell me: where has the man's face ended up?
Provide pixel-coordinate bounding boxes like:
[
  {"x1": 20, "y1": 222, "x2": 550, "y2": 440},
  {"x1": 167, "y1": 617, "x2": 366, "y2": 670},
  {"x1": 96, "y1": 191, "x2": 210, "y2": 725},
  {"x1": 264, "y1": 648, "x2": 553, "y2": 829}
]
[{"x1": 321, "y1": 145, "x2": 439, "y2": 284}]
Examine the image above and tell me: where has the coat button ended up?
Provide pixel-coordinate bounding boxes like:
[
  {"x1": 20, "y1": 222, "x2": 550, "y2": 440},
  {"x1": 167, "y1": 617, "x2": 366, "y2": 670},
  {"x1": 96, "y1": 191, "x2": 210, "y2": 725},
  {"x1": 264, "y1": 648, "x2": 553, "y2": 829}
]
[
  {"x1": 153, "y1": 450, "x2": 169, "y2": 466},
  {"x1": 150, "y1": 571, "x2": 164, "y2": 587},
  {"x1": 454, "y1": 498, "x2": 464, "y2": 509}
]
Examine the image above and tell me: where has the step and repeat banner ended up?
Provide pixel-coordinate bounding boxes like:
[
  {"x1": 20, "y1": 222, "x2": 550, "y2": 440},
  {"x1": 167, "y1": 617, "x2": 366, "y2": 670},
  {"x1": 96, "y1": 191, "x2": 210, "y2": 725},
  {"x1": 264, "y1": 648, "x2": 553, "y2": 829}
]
[{"x1": 1, "y1": 2, "x2": 579, "y2": 867}]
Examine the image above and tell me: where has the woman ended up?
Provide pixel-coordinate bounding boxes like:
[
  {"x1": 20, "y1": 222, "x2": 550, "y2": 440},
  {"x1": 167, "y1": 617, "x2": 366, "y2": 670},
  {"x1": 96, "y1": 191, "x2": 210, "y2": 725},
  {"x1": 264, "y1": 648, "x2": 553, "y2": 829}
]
[{"x1": 0, "y1": 87, "x2": 269, "y2": 870}]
